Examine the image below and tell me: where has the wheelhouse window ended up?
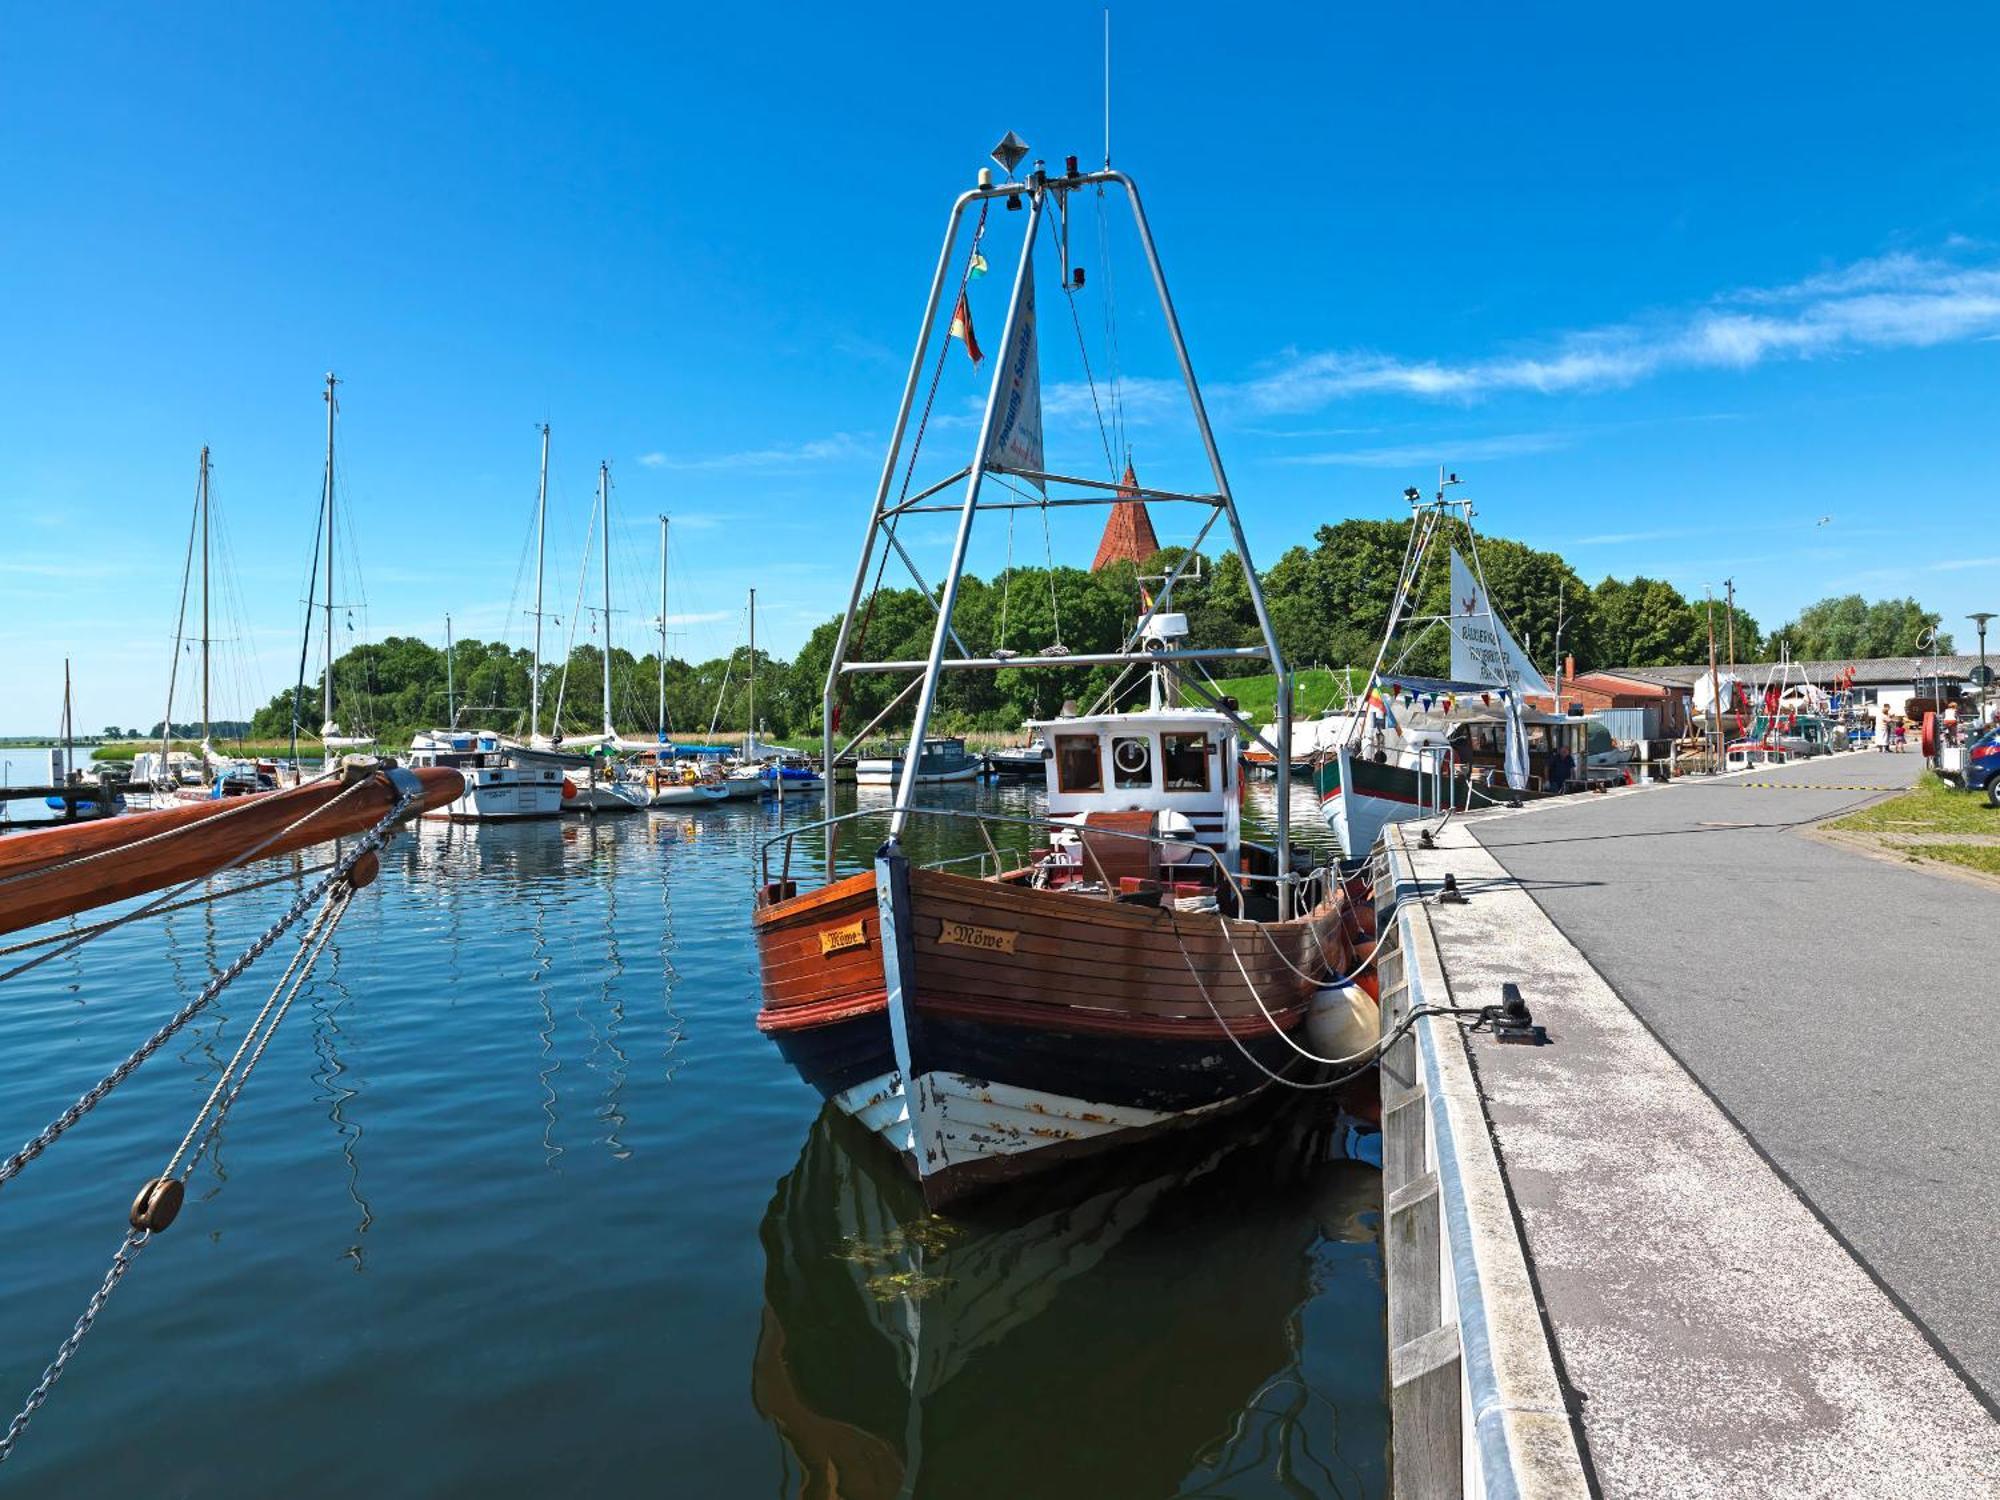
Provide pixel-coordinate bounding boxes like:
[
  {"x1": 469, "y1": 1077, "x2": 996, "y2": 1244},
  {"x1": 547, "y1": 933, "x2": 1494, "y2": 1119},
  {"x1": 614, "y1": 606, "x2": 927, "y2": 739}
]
[
  {"x1": 1161, "y1": 733, "x2": 1209, "y2": 791},
  {"x1": 1054, "y1": 734, "x2": 1104, "y2": 793},
  {"x1": 1111, "y1": 735, "x2": 1154, "y2": 789}
]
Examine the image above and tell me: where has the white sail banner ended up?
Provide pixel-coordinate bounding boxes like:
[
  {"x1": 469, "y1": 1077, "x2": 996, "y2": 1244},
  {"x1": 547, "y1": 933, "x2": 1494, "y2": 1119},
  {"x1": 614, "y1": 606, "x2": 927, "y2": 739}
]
[
  {"x1": 1449, "y1": 549, "x2": 1551, "y2": 698},
  {"x1": 984, "y1": 261, "x2": 1045, "y2": 486}
]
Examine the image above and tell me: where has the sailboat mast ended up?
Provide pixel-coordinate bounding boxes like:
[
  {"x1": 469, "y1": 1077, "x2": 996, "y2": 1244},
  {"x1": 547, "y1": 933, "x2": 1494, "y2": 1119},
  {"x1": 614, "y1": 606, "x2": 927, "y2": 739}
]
[
  {"x1": 748, "y1": 587, "x2": 757, "y2": 757},
  {"x1": 322, "y1": 372, "x2": 338, "y2": 733},
  {"x1": 200, "y1": 445, "x2": 211, "y2": 751},
  {"x1": 599, "y1": 460, "x2": 613, "y2": 740},
  {"x1": 61, "y1": 658, "x2": 73, "y2": 787},
  {"x1": 531, "y1": 424, "x2": 549, "y2": 742},
  {"x1": 657, "y1": 514, "x2": 669, "y2": 736},
  {"x1": 446, "y1": 613, "x2": 455, "y2": 727}
]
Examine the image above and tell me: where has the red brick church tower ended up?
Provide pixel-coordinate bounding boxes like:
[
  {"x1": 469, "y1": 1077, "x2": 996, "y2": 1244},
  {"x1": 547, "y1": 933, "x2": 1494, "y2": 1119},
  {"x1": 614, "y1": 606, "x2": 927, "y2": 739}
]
[{"x1": 1090, "y1": 462, "x2": 1160, "y2": 571}]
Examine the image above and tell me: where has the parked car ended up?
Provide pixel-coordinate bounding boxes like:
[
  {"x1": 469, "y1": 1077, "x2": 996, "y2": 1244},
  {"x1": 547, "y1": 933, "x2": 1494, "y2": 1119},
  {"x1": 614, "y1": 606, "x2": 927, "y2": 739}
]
[{"x1": 1963, "y1": 723, "x2": 2000, "y2": 806}]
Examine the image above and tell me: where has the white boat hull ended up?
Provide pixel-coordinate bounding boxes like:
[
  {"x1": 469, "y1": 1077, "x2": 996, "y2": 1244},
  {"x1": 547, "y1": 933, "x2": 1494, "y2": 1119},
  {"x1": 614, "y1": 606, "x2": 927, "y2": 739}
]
[
  {"x1": 855, "y1": 761, "x2": 984, "y2": 786},
  {"x1": 648, "y1": 781, "x2": 731, "y2": 807},
  {"x1": 422, "y1": 764, "x2": 565, "y2": 820},
  {"x1": 564, "y1": 781, "x2": 650, "y2": 813},
  {"x1": 830, "y1": 1068, "x2": 1232, "y2": 1184}
]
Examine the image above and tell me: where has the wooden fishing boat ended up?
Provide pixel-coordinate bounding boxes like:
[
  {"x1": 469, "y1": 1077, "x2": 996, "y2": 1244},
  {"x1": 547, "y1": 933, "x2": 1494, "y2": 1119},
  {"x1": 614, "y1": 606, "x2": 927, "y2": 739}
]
[
  {"x1": 754, "y1": 139, "x2": 1372, "y2": 1209},
  {"x1": 756, "y1": 706, "x2": 1370, "y2": 1207},
  {"x1": 0, "y1": 761, "x2": 462, "y2": 935}
]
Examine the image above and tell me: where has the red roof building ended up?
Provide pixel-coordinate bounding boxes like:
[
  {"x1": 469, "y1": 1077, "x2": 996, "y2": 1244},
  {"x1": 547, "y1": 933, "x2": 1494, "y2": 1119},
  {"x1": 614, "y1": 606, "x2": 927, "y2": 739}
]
[{"x1": 1090, "y1": 463, "x2": 1161, "y2": 572}]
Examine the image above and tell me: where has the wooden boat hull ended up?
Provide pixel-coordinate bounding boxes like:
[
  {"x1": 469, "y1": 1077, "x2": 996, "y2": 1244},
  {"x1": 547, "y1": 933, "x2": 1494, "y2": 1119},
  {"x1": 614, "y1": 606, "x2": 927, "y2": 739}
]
[
  {"x1": 0, "y1": 764, "x2": 463, "y2": 935},
  {"x1": 755, "y1": 859, "x2": 1367, "y2": 1209}
]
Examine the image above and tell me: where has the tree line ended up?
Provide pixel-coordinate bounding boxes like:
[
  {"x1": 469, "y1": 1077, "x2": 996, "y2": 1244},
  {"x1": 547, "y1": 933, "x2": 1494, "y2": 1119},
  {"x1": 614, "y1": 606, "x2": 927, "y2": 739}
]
[{"x1": 244, "y1": 518, "x2": 1953, "y2": 742}]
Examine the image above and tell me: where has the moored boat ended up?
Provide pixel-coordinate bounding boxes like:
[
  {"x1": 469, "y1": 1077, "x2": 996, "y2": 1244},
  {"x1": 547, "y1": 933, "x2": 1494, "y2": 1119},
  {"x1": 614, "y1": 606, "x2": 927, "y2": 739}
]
[
  {"x1": 753, "y1": 141, "x2": 1373, "y2": 1209},
  {"x1": 854, "y1": 736, "x2": 984, "y2": 786},
  {"x1": 981, "y1": 737, "x2": 1046, "y2": 780},
  {"x1": 407, "y1": 731, "x2": 564, "y2": 820}
]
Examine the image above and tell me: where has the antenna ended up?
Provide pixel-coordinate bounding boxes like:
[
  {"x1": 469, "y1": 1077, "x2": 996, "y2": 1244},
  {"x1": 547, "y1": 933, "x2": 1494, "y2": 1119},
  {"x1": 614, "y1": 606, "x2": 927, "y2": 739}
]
[{"x1": 1103, "y1": 8, "x2": 1112, "y2": 168}]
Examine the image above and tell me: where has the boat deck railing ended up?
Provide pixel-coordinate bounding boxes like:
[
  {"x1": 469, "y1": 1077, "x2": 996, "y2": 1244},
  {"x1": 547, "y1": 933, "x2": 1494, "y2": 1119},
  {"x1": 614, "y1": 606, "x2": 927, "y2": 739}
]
[{"x1": 759, "y1": 805, "x2": 1339, "y2": 920}]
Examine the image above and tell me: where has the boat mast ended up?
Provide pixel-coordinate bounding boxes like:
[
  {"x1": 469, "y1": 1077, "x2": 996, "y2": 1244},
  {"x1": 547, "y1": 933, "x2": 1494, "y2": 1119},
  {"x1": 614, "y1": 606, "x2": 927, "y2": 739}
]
[
  {"x1": 199, "y1": 444, "x2": 211, "y2": 754},
  {"x1": 599, "y1": 460, "x2": 614, "y2": 741},
  {"x1": 531, "y1": 424, "x2": 549, "y2": 742},
  {"x1": 747, "y1": 587, "x2": 757, "y2": 758},
  {"x1": 445, "y1": 612, "x2": 455, "y2": 727},
  {"x1": 322, "y1": 372, "x2": 338, "y2": 735},
  {"x1": 657, "y1": 514, "x2": 669, "y2": 737},
  {"x1": 61, "y1": 658, "x2": 72, "y2": 788}
]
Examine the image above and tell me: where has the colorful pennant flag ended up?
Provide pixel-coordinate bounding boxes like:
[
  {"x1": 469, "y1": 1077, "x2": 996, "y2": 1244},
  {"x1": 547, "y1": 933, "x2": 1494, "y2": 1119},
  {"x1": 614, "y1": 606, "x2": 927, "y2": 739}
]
[{"x1": 950, "y1": 290, "x2": 983, "y2": 365}]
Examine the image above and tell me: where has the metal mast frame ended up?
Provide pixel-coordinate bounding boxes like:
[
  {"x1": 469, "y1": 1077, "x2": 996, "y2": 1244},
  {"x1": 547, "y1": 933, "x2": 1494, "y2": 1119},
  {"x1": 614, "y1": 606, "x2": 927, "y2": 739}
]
[{"x1": 817, "y1": 156, "x2": 1295, "y2": 910}]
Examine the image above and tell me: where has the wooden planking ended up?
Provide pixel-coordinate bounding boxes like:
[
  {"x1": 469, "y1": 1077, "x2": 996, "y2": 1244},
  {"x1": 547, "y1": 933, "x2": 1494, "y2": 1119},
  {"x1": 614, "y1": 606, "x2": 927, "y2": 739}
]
[
  {"x1": 914, "y1": 889, "x2": 1349, "y2": 970},
  {"x1": 751, "y1": 870, "x2": 876, "y2": 931},
  {"x1": 0, "y1": 766, "x2": 464, "y2": 937},
  {"x1": 1386, "y1": 1172, "x2": 1443, "y2": 1348},
  {"x1": 1389, "y1": 1324, "x2": 1463, "y2": 1500},
  {"x1": 909, "y1": 943, "x2": 1309, "y2": 1015}
]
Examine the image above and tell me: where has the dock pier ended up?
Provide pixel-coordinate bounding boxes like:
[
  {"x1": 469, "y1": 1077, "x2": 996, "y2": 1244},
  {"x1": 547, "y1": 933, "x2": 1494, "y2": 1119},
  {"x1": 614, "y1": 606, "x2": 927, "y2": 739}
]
[{"x1": 1377, "y1": 751, "x2": 2000, "y2": 1496}]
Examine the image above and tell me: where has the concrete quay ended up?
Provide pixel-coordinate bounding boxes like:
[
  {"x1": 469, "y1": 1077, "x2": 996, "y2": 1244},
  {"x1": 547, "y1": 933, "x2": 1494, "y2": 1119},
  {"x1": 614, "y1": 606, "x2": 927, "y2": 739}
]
[{"x1": 1392, "y1": 751, "x2": 2000, "y2": 1496}]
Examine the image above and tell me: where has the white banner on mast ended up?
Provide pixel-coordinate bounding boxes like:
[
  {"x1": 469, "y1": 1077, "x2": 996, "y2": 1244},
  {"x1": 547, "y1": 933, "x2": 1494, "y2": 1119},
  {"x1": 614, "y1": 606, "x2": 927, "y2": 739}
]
[
  {"x1": 984, "y1": 261, "x2": 1045, "y2": 488},
  {"x1": 1448, "y1": 548, "x2": 1551, "y2": 698}
]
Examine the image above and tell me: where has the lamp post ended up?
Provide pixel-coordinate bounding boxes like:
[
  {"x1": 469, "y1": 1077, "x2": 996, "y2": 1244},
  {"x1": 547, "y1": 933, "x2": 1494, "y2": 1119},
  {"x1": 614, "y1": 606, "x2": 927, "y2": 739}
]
[{"x1": 1972, "y1": 612, "x2": 1994, "y2": 724}]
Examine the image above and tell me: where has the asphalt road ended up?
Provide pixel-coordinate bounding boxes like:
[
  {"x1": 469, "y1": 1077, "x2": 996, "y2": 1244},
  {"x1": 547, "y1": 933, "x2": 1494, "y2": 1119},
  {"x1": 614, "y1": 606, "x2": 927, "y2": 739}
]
[{"x1": 1465, "y1": 750, "x2": 2000, "y2": 1407}]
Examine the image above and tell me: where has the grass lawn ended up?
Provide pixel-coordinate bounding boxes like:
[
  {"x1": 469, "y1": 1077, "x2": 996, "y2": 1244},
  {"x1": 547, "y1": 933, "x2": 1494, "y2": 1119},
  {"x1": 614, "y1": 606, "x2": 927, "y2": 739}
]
[
  {"x1": 91, "y1": 738, "x2": 402, "y2": 762},
  {"x1": 1824, "y1": 770, "x2": 2000, "y2": 836},
  {"x1": 1918, "y1": 844, "x2": 2000, "y2": 879},
  {"x1": 1824, "y1": 769, "x2": 2000, "y2": 884},
  {"x1": 1182, "y1": 668, "x2": 1364, "y2": 724}
]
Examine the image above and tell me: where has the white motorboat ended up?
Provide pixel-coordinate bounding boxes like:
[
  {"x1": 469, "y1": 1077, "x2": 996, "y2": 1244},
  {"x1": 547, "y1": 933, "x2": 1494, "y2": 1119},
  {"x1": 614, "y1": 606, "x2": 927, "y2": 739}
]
[
  {"x1": 407, "y1": 730, "x2": 564, "y2": 820},
  {"x1": 855, "y1": 736, "x2": 985, "y2": 785}
]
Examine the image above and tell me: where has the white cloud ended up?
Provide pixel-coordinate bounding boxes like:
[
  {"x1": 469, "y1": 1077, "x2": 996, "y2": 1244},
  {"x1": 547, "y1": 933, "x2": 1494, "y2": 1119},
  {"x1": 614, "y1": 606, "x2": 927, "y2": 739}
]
[
  {"x1": 1278, "y1": 430, "x2": 1571, "y2": 468},
  {"x1": 1238, "y1": 249, "x2": 2000, "y2": 411},
  {"x1": 640, "y1": 433, "x2": 869, "y2": 471},
  {"x1": 638, "y1": 451, "x2": 667, "y2": 468}
]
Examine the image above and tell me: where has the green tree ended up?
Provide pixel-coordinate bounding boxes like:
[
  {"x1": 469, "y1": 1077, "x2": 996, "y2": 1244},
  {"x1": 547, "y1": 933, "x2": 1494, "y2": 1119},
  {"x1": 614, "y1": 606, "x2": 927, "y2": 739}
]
[
  {"x1": 1590, "y1": 577, "x2": 1705, "y2": 668},
  {"x1": 1769, "y1": 595, "x2": 1950, "y2": 659}
]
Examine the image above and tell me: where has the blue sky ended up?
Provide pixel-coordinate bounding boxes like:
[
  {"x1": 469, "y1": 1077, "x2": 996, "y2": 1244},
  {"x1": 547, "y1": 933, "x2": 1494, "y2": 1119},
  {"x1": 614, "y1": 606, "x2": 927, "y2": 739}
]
[{"x1": 5, "y1": 4, "x2": 1999, "y2": 730}]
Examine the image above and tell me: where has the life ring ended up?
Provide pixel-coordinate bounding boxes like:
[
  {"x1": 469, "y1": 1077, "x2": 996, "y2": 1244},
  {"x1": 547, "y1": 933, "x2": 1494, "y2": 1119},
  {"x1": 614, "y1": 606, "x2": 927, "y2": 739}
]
[{"x1": 1113, "y1": 739, "x2": 1151, "y2": 776}]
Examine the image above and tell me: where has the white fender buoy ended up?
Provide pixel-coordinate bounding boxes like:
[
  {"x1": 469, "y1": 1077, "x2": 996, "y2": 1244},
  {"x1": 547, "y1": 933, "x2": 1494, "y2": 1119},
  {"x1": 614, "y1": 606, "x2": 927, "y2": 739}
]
[{"x1": 1307, "y1": 981, "x2": 1377, "y2": 1061}]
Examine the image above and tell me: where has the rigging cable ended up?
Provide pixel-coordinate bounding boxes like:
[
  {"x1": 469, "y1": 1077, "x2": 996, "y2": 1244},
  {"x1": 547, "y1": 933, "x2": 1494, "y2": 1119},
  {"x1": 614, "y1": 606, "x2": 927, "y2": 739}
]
[{"x1": 852, "y1": 201, "x2": 991, "y2": 672}]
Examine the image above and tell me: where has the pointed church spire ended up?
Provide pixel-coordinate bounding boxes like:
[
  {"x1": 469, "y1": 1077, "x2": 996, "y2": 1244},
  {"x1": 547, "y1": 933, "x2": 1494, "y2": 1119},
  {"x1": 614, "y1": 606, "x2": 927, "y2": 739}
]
[{"x1": 1091, "y1": 460, "x2": 1160, "y2": 571}]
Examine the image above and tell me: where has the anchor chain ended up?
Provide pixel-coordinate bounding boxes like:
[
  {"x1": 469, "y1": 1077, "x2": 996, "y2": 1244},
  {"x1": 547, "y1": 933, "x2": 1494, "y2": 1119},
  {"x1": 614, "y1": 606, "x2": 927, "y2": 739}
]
[
  {"x1": 0, "y1": 789, "x2": 410, "y2": 1192},
  {"x1": 0, "y1": 794, "x2": 411, "y2": 1466}
]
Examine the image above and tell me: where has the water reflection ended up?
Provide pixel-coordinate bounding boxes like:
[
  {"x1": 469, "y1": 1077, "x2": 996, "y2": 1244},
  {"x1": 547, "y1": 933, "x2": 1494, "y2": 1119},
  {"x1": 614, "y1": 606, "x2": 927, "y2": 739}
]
[
  {"x1": 755, "y1": 1102, "x2": 1386, "y2": 1499},
  {"x1": 308, "y1": 938, "x2": 374, "y2": 1270}
]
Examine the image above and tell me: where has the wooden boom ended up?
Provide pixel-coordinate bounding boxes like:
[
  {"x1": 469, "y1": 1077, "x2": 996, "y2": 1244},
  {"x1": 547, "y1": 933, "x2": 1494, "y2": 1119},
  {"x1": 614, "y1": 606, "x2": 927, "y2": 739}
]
[{"x1": 0, "y1": 764, "x2": 464, "y2": 937}]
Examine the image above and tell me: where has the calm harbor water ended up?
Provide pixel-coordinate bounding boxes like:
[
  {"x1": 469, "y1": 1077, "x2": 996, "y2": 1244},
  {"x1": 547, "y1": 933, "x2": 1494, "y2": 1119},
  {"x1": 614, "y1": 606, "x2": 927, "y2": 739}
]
[{"x1": 0, "y1": 778, "x2": 1384, "y2": 1497}]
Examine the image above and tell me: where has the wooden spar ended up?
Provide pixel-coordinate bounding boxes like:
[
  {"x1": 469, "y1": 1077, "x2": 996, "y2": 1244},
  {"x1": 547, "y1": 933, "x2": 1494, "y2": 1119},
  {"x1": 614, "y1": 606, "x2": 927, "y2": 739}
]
[{"x1": 0, "y1": 765, "x2": 463, "y2": 937}]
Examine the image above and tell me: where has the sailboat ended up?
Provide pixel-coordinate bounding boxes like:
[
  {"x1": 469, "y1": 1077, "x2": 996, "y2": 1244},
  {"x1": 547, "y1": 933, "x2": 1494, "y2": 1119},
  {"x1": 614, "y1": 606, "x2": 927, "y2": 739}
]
[
  {"x1": 561, "y1": 461, "x2": 650, "y2": 813},
  {"x1": 727, "y1": 588, "x2": 825, "y2": 796},
  {"x1": 406, "y1": 612, "x2": 566, "y2": 820},
  {"x1": 751, "y1": 139, "x2": 1372, "y2": 1210},
  {"x1": 132, "y1": 447, "x2": 277, "y2": 808},
  {"x1": 1313, "y1": 473, "x2": 1588, "y2": 858},
  {"x1": 311, "y1": 376, "x2": 377, "y2": 754}
]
